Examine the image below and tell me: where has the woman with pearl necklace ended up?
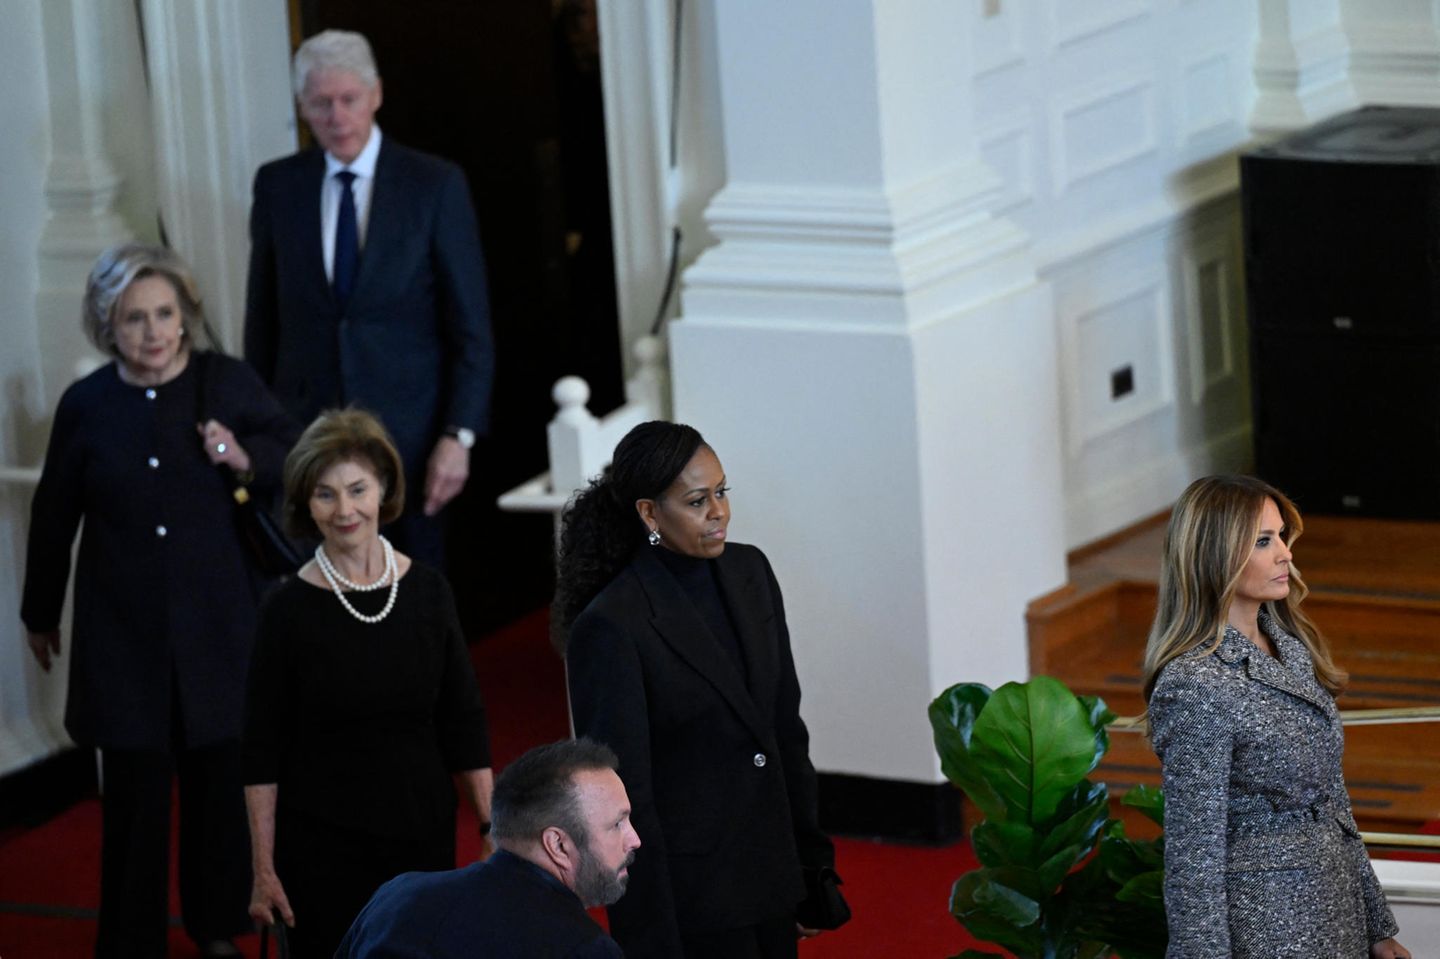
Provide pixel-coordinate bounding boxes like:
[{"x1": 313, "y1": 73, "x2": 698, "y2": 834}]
[{"x1": 241, "y1": 409, "x2": 494, "y2": 959}]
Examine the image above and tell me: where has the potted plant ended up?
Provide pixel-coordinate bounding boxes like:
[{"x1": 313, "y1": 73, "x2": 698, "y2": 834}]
[{"x1": 928, "y1": 676, "x2": 1167, "y2": 958}]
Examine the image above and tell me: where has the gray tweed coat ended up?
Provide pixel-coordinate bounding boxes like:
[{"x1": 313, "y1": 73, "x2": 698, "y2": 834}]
[{"x1": 1149, "y1": 614, "x2": 1398, "y2": 958}]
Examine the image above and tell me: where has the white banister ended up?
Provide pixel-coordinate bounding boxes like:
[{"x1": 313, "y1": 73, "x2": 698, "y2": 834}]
[{"x1": 498, "y1": 334, "x2": 669, "y2": 519}]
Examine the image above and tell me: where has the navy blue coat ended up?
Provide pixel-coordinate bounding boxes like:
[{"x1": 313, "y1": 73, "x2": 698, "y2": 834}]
[
  {"x1": 243, "y1": 138, "x2": 493, "y2": 477},
  {"x1": 335, "y1": 850, "x2": 621, "y2": 958},
  {"x1": 21, "y1": 354, "x2": 297, "y2": 750}
]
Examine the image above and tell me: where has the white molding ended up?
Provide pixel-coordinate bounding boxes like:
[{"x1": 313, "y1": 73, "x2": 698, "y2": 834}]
[
  {"x1": 1060, "y1": 279, "x2": 1175, "y2": 454},
  {"x1": 1251, "y1": 14, "x2": 1353, "y2": 133},
  {"x1": 1037, "y1": 152, "x2": 1241, "y2": 272},
  {"x1": 1046, "y1": 0, "x2": 1150, "y2": 52},
  {"x1": 1181, "y1": 246, "x2": 1236, "y2": 406},
  {"x1": 1180, "y1": 50, "x2": 1244, "y2": 148},
  {"x1": 683, "y1": 159, "x2": 1035, "y2": 330},
  {"x1": 977, "y1": 119, "x2": 1037, "y2": 215},
  {"x1": 1065, "y1": 424, "x2": 1252, "y2": 548},
  {"x1": 1049, "y1": 73, "x2": 1159, "y2": 194},
  {"x1": 973, "y1": 4, "x2": 1025, "y2": 77},
  {"x1": 1347, "y1": 18, "x2": 1440, "y2": 107}
]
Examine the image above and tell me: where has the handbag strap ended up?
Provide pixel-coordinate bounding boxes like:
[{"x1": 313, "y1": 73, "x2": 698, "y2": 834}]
[{"x1": 191, "y1": 350, "x2": 248, "y2": 496}]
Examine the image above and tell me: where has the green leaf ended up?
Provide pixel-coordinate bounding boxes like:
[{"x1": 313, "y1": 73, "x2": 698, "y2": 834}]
[
  {"x1": 1116, "y1": 870, "x2": 1165, "y2": 905},
  {"x1": 1121, "y1": 784, "x2": 1165, "y2": 826},
  {"x1": 969, "y1": 676, "x2": 1101, "y2": 824},
  {"x1": 971, "y1": 820, "x2": 1039, "y2": 869},
  {"x1": 1036, "y1": 842, "x2": 1085, "y2": 891},
  {"x1": 929, "y1": 684, "x2": 1008, "y2": 821},
  {"x1": 1037, "y1": 779, "x2": 1109, "y2": 861},
  {"x1": 950, "y1": 869, "x2": 1045, "y2": 955},
  {"x1": 1076, "y1": 693, "x2": 1116, "y2": 770}
]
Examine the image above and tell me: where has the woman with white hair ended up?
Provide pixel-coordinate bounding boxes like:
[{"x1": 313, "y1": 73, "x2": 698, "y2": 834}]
[{"x1": 21, "y1": 243, "x2": 298, "y2": 958}]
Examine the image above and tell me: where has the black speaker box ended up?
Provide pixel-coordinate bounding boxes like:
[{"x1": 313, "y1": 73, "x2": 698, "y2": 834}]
[{"x1": 1241, "y1": 105, "x2": 1440, "y2": 519}]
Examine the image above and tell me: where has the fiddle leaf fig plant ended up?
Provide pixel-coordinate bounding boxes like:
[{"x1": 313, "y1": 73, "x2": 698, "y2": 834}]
[{"x1": 928, "y1": 677, "x2": 1168, "y2": 959}]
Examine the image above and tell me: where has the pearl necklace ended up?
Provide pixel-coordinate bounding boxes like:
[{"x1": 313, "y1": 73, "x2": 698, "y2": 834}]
[{"x1": 314, "y1": 536, "x2": 399, "y2": 624}]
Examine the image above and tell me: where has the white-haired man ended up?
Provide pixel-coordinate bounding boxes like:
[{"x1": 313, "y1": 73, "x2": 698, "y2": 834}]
[{"x1": 244, "y1": 29, "x2": 494, "y2": 570}]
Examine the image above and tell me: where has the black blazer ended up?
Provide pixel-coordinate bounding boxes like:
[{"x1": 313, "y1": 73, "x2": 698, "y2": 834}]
[
  {"x1": 566, "y1": 543, "x2": 834, "y2": 958},
  {"x1": 21, "y1": 355, "x2": 296, "y2": 750},
  {"x1": 335, "y1": 850, "x2": 622, "y2": 958},
  {"x1": 243, "y1": 137, "x2": 494, "y2": 475}
]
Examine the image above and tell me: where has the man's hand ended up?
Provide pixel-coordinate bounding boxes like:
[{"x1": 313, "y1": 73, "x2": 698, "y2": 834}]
[
  {"x1": 424, "y1": 436, "x2": 470, "y2": 516},
  {"x1": 1371, "y1": 938, "x2": 1411, "y2": 959}
]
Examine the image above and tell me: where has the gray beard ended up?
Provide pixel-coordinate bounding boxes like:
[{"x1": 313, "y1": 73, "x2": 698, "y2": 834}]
[{"x1": 574, "y1": 845, "x2": 633, "y2": 908}]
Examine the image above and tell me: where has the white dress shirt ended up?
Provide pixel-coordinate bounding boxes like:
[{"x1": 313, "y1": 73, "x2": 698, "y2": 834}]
[{"x1": 321, "y1": 126, "x2": 382, "y2": 283}]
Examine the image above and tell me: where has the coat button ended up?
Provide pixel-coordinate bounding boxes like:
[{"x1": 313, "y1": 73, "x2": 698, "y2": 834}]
[
  {"x1": 753, "y1": 752, "x2": 767, "y2": 768},
  {"x1": 147, "y1": 457, "x2": 159, "y2": 468},
  {"x1": 155, "y1": 525, "x2": 167, "y2": 537},
  {"x1": 145, "y1": 388, "x2": 157, "y2": 400}
]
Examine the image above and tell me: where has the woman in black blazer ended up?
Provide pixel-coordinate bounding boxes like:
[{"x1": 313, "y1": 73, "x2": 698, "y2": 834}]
[
  {"x1": 554, "y1": 420, "x2": 846, "y2": 959},
  {"x1": 22, "y1": 243, "x2": 298, "y2": 958}
]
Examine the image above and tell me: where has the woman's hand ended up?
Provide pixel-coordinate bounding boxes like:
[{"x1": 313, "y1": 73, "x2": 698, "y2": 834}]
[
  {"x1": 197, "y1": 420, "x2": 252, "y2": 474},
  {"x1": 248, "y1": 869, "x2": 294, "y2": 928},
  {"x1": 26, "y1": 630, "x2": 61, "y2": 672},
  {"x1": 796, "y1": 923, "x2": 821, "y2": 939},
  {"x1": 1371, "y1": 938, "x2": 1410, "y2": 959}
]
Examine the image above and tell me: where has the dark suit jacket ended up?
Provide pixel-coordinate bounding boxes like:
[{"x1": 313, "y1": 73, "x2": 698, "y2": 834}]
[
  {"x1": 566, "y1": 543, "x2": 834, "y2": 958},
  {"x1": 334, "y1": 850, "x2": 621, "y2": 958},
  {"x1": 244, "y1": 137, "x2": 493, "y2": 477}
]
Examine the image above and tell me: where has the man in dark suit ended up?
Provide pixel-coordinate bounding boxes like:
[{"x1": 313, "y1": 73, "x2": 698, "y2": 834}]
[
  {"x1": 244, "y1": 29, "x2": 493, "y2": 568},
  {"x1": 335, "y1": 738, "x2": 638, "y2": 958}
]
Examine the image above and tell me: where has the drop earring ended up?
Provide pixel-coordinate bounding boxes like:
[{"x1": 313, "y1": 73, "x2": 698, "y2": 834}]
[{"x1": 647, "y1": 528, "x2": 661, "y2": 547}]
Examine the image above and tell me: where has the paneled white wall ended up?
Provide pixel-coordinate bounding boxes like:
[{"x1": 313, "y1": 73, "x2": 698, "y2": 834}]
[{"x1": 972, "y1": 0, "x2": 1262, "y2": 547}]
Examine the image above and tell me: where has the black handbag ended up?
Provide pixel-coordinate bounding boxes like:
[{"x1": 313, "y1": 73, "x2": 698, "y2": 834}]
[
  {"x1": 194, "y1": 351, "x2": 304, "y2": 577},
  {"x1": 796, "y1": 865, "x2": 851, "y2": 930}
]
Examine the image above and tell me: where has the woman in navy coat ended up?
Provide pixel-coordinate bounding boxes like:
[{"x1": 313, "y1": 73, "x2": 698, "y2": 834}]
[
  {"x1": 554, "y1": 421, "x2": 845, "y2": 959},
  {"x1": 1142, "y1": 474, "x2": 1408, "y2": 958},
  {"x1": 21, "y1": 244, "x2": 297, "y2": 958}
]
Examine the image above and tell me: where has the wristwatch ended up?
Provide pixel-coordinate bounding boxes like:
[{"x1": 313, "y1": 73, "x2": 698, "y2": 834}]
[{"x1": 444, "y1": 426, "x2": 476, "y2": 450}]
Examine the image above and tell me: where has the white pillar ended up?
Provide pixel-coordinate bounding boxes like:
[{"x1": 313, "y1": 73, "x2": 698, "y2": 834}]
[
  {"x1": 1252, "y1": 0, "x2": 1354, "y2": 134},
  {"x1": 1342, "y1": 0, "x2": 1440, "y2": 106},
  {"x1": 672, "y1": 0, "x2": 1067, "y2": 785},
  {"x1": 35, "y1": 0, "x2": 133, "y2": 410},
  {"x1": 139, "y1": 0, "x2": 296, "y2": 353}
]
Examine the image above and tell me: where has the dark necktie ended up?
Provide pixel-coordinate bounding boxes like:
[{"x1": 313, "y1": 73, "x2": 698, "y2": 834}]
[{"x1": 333, "y1": 170, "x2": 359, "y2": 306}]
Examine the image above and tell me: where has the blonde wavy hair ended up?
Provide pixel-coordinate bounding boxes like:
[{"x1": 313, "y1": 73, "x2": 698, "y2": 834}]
[{"x1": 1141, "y1": 474, "x2": 1347, "y2": 707}]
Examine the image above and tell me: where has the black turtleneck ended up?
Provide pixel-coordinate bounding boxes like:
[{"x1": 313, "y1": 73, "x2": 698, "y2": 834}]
[{"x1": 652, "y1": 545, "x2": 749, "y2": 685}]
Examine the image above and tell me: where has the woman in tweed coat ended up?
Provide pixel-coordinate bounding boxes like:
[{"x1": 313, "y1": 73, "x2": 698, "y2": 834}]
[{"x1": 1141, "y1": 475, "x2": 1408, "y2": 958}]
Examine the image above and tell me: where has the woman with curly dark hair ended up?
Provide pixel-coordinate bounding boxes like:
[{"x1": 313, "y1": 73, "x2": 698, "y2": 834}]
[{"x1": 554, "y1": 420, "x2": 846, "y2": 959}]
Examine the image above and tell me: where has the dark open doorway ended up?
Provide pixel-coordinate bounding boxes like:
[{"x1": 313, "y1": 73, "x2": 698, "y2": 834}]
[{"x1": 291, "y1": 0, "x2": 626, "y2": 633}]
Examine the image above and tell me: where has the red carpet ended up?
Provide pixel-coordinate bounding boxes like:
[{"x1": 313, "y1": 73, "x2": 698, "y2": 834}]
[{"x1": 0, "y1": 608, "x2": 985, "y2": 957}]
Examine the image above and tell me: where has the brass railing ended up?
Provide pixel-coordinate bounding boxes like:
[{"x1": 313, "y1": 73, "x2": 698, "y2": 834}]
[{"x1": 1106, "y1": 706, "x2": 1440, "y2": 852}]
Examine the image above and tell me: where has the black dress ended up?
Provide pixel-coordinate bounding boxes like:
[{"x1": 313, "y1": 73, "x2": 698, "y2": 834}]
[
  {"x1": 242, "y1": 563, "x2": 491, "y2": 959},
  {"x1": 21, "y1": 353, "x2": 297, "y2": 958}
]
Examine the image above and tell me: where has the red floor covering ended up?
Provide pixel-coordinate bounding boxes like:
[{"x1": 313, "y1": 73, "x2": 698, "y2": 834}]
[{"x1": 0, "y1": 608, "x2": 985, "y2": 957}]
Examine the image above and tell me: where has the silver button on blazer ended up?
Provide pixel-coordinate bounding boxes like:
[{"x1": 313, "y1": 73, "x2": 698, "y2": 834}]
[{"x1": 1149, "y1": 614, "x2": 1398, "y2": 957}]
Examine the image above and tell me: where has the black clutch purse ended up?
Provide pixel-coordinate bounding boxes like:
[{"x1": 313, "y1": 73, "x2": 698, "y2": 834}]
[{"x1": 796, "y1": 865, "x2": 851, "y2": 930}]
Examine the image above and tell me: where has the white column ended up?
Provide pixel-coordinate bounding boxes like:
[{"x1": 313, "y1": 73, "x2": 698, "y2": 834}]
[
  {"x1": 1342, "y1": 0, "x2": 1440, "y2": 106},
  {"x1": 672, "y1": 0, "x2": 1066, "y2": 784},
  {"x1": 140, "y1": 0, "x2": 296, "y2": 353},
  {"x1": 1252, "y1": 0, "x2": 1354, "y2": 134},
  {"x1": 35, "y1": 0, "x2": 133, "y2": 411}
]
